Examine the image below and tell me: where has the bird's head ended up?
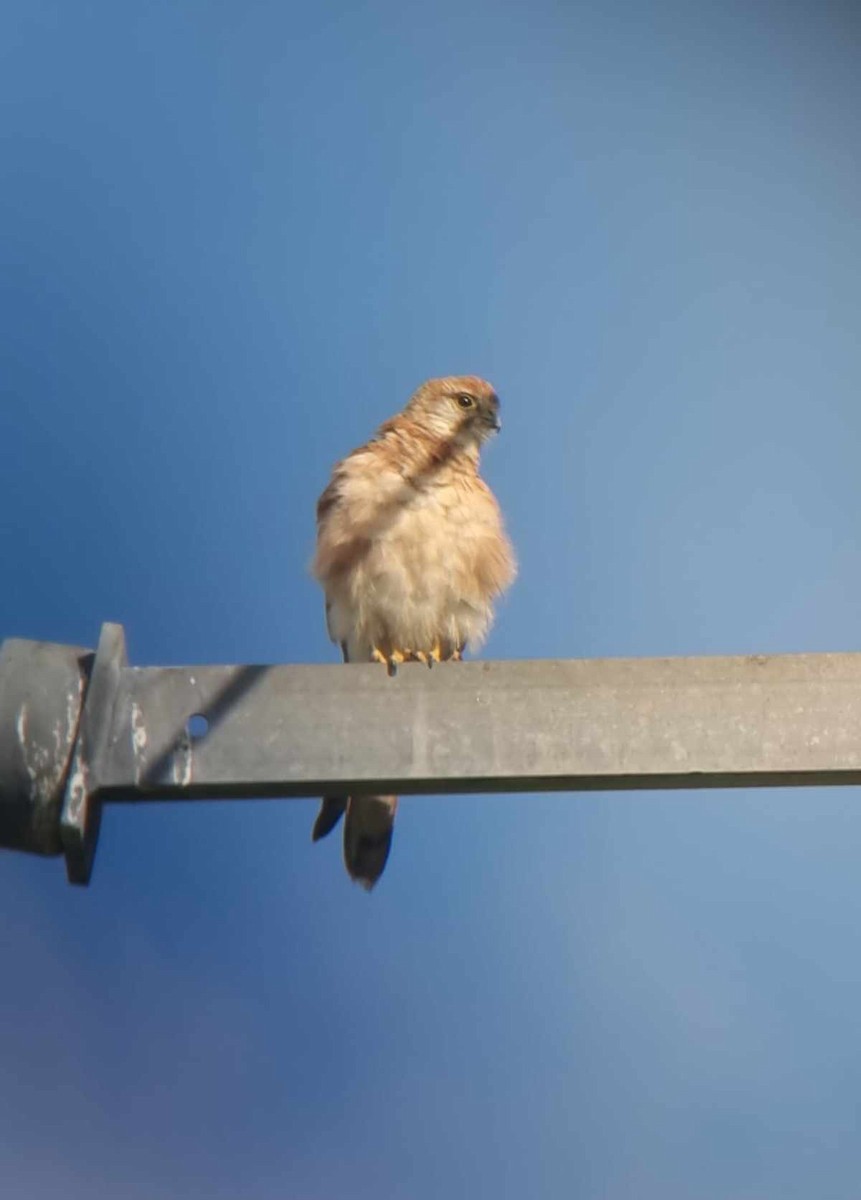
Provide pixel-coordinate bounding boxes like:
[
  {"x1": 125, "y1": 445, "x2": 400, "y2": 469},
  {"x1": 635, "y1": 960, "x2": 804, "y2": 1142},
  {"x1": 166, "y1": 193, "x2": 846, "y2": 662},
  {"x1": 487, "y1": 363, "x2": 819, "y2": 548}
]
[{"x1": 404, "y1": 376, "x2": 502, "y2": 449}]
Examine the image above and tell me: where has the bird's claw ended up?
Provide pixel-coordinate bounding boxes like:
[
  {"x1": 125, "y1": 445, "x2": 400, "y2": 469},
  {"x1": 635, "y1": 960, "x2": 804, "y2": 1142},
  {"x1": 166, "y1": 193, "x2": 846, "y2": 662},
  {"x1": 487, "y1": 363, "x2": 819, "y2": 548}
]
[
  {"x1": 415, "y1": 644, "x2": 447, "y2": 667},
  {"x1": 373, "y1": 644, "x2": 452, "y2": 672},
  {"x1": 370, "y1": 646, "x2": 408, "y2": 676}
]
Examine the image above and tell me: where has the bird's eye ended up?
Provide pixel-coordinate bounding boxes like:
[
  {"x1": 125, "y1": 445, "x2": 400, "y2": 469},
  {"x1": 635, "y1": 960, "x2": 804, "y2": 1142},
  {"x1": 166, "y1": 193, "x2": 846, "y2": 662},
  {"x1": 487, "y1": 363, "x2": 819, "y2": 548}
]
[{"x1": 457, "y1": 394, "x2": 475, "y2": 409}]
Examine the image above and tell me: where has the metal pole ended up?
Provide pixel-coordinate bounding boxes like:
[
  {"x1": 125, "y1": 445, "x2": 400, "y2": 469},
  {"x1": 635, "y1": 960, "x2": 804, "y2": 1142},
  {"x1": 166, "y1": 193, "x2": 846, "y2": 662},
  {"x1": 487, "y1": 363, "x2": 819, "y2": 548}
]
[{"x1": 4, "y1": 624, "x2": 861, "y2": 885}]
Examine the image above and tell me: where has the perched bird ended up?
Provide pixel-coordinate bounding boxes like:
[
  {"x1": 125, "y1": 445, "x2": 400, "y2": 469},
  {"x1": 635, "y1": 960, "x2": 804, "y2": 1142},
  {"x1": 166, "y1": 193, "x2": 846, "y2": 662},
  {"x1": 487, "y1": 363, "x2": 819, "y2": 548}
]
[{"x1": 311, "y1": 375, "x2": 516, "y2": 888}]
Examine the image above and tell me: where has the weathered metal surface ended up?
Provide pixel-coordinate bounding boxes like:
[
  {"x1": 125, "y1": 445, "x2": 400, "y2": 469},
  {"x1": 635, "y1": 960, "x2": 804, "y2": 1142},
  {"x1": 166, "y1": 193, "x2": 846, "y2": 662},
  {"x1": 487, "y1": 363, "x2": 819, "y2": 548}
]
[
  {"x1": 60, "y1": 624, "x2": 127, "y2": 884},
  {"x1": 6, "y1": 625, "x2": 861, "y2": 886},
  {"x1": 103, "y1": 651, "x2": 861, "y2": 798},
  {"x1": 0, "y1": 638, "x2": 88, "y2": 855}
]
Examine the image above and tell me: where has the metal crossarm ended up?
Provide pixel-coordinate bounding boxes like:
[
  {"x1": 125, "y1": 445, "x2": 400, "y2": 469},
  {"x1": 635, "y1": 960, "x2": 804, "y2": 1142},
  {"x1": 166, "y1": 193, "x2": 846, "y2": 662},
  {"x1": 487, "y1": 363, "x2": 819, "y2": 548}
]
[{"x1": 3, "y1": 623, "x2": 861, "y2": 885}]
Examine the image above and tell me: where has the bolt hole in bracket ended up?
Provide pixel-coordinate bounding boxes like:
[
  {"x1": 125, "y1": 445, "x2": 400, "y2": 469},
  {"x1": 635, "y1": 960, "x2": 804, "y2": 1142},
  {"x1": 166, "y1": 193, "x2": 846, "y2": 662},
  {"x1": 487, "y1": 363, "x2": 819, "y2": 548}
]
[{"x1": 186, "y1": 713, "x2": 210, "y2": 740}]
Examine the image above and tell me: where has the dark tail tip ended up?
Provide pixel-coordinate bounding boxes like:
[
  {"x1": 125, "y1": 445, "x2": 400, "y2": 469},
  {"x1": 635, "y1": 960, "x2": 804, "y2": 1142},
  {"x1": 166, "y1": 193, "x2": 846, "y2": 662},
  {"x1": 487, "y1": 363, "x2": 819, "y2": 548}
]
[
  {"x1": 346, "y1": 827, "x2": 394, "y2": 890},
  {"x1": 312, "y1": 797, "x2": 347, "y2": 842}
]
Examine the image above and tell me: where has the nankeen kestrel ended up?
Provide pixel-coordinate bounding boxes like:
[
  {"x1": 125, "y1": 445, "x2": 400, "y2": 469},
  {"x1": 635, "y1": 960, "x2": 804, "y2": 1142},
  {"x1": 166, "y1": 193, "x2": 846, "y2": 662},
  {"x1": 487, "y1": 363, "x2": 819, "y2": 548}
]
[{"x1": 311, "y1": 376, "x2": 516, "y2": 888}]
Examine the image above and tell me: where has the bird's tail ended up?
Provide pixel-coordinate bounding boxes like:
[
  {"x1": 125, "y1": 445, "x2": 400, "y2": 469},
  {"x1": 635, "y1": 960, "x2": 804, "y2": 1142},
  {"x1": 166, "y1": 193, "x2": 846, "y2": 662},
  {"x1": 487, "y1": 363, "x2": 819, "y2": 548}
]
[
  {"x1": 312, "y1": 794, "x2": 398, "y2": 890},
  {"x1": 312, "y1": 796, "x2": 347, "y2": 842},
  {"x1": 312, "y1": 634, "x2": 398, "y2": 888}
]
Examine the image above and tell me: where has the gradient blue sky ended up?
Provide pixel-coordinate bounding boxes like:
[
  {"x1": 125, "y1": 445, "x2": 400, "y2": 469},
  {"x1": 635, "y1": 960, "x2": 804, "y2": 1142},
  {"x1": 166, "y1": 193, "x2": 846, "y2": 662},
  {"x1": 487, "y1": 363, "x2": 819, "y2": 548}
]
[{"x1": 3, "y1": 1, "x2": 861, "y2": 1196}]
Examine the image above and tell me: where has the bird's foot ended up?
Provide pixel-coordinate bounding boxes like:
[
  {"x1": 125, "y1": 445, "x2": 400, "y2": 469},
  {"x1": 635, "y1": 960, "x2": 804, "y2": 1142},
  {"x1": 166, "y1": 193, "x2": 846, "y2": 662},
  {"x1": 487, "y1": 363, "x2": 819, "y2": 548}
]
[
  {"x1": 386, "y1": 647, "x2": 408, "y2": 677},
  {"x1": 372, "y1": 645, "x2": 425, "y2": 675},
  {"x1": 414, "y1": 643, "x2": 447, "y2": 667},
  {"x1": 427, "y1": 642, "x2": 443, "y2": 667}
]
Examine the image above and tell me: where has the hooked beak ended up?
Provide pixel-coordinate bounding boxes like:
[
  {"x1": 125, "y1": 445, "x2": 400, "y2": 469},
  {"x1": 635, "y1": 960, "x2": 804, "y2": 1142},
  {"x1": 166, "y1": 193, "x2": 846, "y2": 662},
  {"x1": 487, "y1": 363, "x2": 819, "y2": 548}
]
[{"x1": 484, "y1": 411, "x2": 501, "y2": 434}]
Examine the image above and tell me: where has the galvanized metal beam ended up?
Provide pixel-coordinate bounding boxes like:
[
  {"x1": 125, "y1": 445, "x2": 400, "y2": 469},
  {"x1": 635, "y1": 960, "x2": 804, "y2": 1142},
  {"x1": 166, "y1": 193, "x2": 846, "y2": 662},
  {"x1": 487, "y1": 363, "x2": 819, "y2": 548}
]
[
  {"x1": 0, "y1": 636, "x2": 89, "y2": 856},
  {"x1": 3, "y1": 624, "x2": 861, "y2": 884}
]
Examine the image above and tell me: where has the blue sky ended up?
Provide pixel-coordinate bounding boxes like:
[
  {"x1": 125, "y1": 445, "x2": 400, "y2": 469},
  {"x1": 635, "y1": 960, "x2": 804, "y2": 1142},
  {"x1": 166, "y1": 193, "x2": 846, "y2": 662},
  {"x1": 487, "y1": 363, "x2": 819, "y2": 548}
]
[{"x1": 2, "y1": 1, "x2": 861, "y2": 1196}]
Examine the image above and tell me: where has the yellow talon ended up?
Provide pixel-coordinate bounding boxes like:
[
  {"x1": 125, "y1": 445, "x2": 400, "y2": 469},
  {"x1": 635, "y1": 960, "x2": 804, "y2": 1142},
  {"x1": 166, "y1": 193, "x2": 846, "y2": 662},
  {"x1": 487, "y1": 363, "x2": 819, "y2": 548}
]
[
  {"x1": 430, "y1": 642, "x2": 443, "y2": 663},
  {"x1": 383, "y1": 647, "x2": 409, "y2": 677},
  {"x1": 371, "y1": 647, "x2": 388, "y2": 666}
]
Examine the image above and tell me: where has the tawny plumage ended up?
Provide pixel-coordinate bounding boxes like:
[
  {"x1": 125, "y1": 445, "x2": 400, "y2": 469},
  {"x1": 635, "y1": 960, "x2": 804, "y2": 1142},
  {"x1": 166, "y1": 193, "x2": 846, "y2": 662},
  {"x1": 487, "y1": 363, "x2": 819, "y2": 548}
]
[{"x1": 311, "y1": 375, "x2": 516, "y2": 888}]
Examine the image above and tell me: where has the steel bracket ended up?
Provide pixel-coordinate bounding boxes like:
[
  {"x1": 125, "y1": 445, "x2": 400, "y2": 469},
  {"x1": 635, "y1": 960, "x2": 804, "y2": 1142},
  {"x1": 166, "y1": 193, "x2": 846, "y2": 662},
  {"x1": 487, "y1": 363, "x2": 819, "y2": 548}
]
[
  {"x1": 60, "y1": 623, "x2": 127, "y2": 884},
  {"x1": 5, "y1": 624, "x2": 861, "y2": 888},
  {"x1": 0, "y1": 623, "x2": 125, "y2": 884}
]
